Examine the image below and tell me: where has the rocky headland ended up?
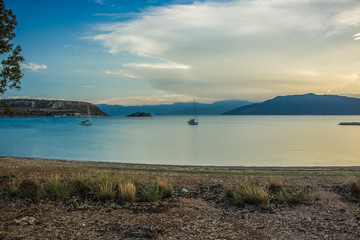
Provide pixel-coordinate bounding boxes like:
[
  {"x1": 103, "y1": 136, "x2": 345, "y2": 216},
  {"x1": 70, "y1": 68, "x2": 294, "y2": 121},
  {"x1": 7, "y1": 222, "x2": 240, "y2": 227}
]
[{"x1": 0, "y1": 99, "x2": 109, "y2": 117}]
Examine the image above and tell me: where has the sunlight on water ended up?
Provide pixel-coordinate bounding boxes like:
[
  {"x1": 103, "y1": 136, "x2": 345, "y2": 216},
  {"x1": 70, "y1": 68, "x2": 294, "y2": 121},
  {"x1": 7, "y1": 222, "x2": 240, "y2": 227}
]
[{"x1": 1, "y1": 116, "x2": 360, "y2": 166}]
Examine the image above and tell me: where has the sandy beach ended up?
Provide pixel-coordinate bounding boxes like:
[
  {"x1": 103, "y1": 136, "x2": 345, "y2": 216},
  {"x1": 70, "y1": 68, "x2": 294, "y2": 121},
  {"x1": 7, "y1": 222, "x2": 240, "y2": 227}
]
[{"x1": 1, "y1": 156, "x2": 360, "y2": 239}]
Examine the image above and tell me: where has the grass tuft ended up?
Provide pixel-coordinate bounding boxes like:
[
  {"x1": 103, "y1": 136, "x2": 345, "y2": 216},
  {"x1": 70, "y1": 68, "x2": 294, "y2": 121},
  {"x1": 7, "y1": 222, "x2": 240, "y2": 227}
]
[
  {"x1": 156, "y1": 177, "x2": 173, "y2": 198},
  {"x1": 347, "y1": 177, "x2": 360, "y2": 197},
  {"x1": 8, "y1": 179, "x2": 20, "y2": 196},
  {"x1": 139, "y1": 184, "x2": 162, "y2": 202},
  {"x1": 228, "y1": 179, "x2": 269, "y2": 210},
  {"x1": 38, "y1": 175, "x2": 75, "y2": 199},
  {"x1": 268, "y1": 177, "x2": 285, "y2": 193},
  {"x1": 119, "y1": 182, "x2": 136, "y2": 202}
]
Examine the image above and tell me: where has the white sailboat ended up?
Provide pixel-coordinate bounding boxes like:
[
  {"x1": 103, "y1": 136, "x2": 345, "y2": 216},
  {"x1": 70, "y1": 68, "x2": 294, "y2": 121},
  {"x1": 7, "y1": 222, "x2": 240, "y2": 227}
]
[
  {"x1": 80, "y1": 106, "x2": 92, "y2": 126},
  {"x1": 188, "y1": 98, "x2": 198, "y2": 125}
]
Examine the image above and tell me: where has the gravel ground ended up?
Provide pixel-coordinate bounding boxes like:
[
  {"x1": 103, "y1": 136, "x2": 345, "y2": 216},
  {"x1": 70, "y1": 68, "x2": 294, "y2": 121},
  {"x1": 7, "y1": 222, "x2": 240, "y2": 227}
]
[{"x1": 1, "y1": 157, "x2": 360, "y2": 239}]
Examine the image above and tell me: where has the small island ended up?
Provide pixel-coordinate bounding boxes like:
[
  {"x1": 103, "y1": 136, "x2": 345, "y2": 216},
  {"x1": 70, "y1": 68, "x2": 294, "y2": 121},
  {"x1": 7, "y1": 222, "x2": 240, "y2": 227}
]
[{"x1": 126, "y1": 112, "x2": 152, "y2": 117}]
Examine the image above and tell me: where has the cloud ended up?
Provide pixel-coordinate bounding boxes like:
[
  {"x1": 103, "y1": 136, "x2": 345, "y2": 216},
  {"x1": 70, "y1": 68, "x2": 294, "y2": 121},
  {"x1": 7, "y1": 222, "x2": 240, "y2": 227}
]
[
  {"x1": 104, "y1": 69, "x2": 138, "y2": 78},
  {"x1": 123, "y1": 62, "x2": 191, "y2": 69},
  {"x1": 7, "y1": 96, "x2": 30, "y2": 99},
  {"x1": 93, "y1": 0, "x2": 105, "y2": 5},
  {"x1": 89, "y1": 0, "x2": 360, "y2": 101},
  {"x1": 91, "y1": 94, "x2": 214, "y2": 105},
  {"x1": 354, "y1": 33, "x2": 360, "y2": 40},
  {"x1": 21, "y1": 62, "x2": 47, "y2": 72}
]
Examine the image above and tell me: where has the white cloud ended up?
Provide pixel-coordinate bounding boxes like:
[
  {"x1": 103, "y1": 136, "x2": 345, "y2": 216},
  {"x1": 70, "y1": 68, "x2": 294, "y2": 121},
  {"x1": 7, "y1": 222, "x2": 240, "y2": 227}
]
[
  {"x1": 21, "y1": 62, "x2": 47, "y2": 72},
  {"x1": 93, "y1": 0, "x2": 105, "y2": 5},
  {"x1": 89, "y1": 0, "x2": 360, "y2": 101},
  {"x1": 123, "y1": 62, "x2": 191, "y2": 69}
]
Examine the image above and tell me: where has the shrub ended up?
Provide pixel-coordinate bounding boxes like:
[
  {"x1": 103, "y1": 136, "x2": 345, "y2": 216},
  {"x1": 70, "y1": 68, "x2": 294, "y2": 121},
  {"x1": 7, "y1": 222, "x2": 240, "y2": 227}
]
[{"x1": 119, "y1": 182, "x2": 136, "y2": 202}]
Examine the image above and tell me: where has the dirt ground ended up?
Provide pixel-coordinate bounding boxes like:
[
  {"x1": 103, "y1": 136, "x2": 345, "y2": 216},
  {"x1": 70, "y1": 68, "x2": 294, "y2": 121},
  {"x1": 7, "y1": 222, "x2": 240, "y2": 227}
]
[{"x1": 1, "y1": 157, "x2": 360, "y2": 239}]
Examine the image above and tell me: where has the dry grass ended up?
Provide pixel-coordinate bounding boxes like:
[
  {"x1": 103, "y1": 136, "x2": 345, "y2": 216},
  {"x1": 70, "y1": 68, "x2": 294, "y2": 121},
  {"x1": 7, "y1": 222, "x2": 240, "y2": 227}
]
[
  {"x1": 119, "y1": 182, "x2": 136, "y2": 202},
  {"x1": 346, "y1": 177, "x2": 360, "y2": 202},
  {"x1": 156, "y1": 177, "x2": 173, "y2": 198},
  {"x1": 227, "y1": 179, "x2": 270, "y2": 209},
  {"x1": 38, "y1": 174, "x2": 75, "y2": 199},
  {"x1": 268, "y1": 177, "x2": 285, "y2": 193},
  {"x1": 8, "y1": 179, "x2": 20, "y2": 196},
  {"x1": 346, "y1": 177, "x2": 360, "y2": 196}
]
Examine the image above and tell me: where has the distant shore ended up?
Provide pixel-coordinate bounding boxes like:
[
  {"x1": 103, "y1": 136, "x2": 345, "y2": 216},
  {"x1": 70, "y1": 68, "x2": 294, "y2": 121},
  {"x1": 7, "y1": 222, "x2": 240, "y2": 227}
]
[{"x1": 1, "y1": 156, "x2": 360, "y2": 239}]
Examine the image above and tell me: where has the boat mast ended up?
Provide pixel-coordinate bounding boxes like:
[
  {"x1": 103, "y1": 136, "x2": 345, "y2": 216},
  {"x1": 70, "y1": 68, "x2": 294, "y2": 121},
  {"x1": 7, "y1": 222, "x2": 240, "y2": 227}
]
[
  {"x1": 193, "y1": 98, "x2": 197, "y2": 122},
  {"x1": 87, "y1": 105, "x2": 92, "y2": 122}
]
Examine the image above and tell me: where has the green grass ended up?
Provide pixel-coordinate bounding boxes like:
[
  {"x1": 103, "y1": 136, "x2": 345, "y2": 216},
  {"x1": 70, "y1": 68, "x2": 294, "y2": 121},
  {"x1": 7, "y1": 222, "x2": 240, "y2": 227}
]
[
  {"x1": 226, "y1": 178, "x2": 312, "y2": 209},
  {"x1": 274, "y1": 188, "x2": 311, "y2": 204},
  {"x1": 37, "y1": 175, "x2": 76, "y2": 199},
  {"x1": 139, "y1": 184, "x2": 162, "y2": 202}
]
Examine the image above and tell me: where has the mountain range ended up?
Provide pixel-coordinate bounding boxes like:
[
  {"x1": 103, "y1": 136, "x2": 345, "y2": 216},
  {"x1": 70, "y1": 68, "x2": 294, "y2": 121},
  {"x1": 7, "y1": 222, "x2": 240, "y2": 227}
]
[
  {"x1": 97, "y1": 100, "x2": 253, "y2": 116},
  {"x1": 224, "y1": 93, "x2": 360, "y2": 115}
]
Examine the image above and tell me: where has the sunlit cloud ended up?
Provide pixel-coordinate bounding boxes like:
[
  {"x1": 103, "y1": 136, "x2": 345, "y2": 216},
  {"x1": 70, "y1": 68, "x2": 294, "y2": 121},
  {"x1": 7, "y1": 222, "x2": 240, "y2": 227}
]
[
  {"x1": 89, "y1": 0, "x2": 360, "y2": 101},
  {"x1": 21, "y1": 62, "x2": 47, "y2": 72},
  {"x1": 91, "y1": 94, "x2": 213, "y2": 105},
  {"x1": 354, "y1": 33, "x2": 360, "y2": 40}
]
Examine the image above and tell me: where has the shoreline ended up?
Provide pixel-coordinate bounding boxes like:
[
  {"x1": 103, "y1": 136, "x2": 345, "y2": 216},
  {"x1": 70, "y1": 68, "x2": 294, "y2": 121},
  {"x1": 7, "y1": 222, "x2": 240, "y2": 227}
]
[{"x1": 2, "y1": 156, "x2": 360, "y2": 172}]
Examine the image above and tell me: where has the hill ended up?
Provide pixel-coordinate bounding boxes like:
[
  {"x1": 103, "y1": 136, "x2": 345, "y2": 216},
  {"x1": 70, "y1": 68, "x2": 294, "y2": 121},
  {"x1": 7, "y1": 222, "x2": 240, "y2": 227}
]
[
  {"x1": 0, "y1": 99, "x2": 109, "y2": 117},
  {"x1": 97, "y1": 100, "x2": 253, "y2": 116},
  {"x1": 223, "y1": 93, "x2": 360, "y2": 115}
]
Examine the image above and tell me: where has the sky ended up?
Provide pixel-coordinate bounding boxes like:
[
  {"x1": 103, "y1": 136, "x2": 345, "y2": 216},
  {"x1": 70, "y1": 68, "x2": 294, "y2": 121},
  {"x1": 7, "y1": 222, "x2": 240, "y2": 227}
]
[{"x1": 2, "y1": 0, "x2": 360, "y2": 105}]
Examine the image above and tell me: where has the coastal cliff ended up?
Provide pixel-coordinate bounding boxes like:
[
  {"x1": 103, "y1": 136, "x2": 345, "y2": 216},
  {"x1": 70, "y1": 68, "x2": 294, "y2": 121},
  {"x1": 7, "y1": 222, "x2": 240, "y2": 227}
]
[{"x1": 0, "y1": 99, "x2": 109, "y2": 117}]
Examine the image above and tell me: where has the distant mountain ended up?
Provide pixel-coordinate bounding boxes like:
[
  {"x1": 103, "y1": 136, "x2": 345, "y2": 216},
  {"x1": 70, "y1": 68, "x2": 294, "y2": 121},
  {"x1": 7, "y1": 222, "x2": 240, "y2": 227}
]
[
  {"x1": 0, "y1": 99, "x2": 109, "y2": 117},
  {"x1": 97, "y1": 100, "x2": 253, "y2": 116},
  {"x1": 223, "y1": 93, "x2": 360, "y2": 115}
]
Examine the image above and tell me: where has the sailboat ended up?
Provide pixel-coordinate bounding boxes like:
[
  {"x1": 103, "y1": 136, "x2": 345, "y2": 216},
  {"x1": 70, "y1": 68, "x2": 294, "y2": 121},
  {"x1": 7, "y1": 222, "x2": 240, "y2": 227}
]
[
  {"x1": 80, "y1": 106, "x2": 92, "y2": 126},
  {"x1": 188, "y1": 98, "x2": 198, "y2": 125}
]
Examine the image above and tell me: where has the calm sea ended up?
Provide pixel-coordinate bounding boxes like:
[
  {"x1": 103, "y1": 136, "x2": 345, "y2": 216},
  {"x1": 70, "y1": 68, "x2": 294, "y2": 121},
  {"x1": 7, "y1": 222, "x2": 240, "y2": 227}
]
[{"x1": 1, "y1": 116, "x2": 360, "y2": 166}]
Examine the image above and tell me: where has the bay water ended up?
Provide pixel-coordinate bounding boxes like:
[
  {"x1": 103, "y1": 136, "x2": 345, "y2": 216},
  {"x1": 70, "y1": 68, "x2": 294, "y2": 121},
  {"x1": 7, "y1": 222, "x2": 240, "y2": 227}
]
[{"x1": 1, "y1": 115, "x2": 360, "y2": 166}]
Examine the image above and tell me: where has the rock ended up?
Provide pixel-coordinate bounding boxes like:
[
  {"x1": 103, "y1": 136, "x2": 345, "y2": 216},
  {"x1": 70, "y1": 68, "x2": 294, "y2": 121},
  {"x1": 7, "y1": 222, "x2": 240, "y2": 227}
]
[
  {"x1": 180, "y1": 188, "x2": 189, "y2": 194},
  {"x1": 126, "y1": 112, "x2": 152, "y2": 117},
  {"x1": 13, "y1": 216, "x2": 36, "y2": 225}
]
